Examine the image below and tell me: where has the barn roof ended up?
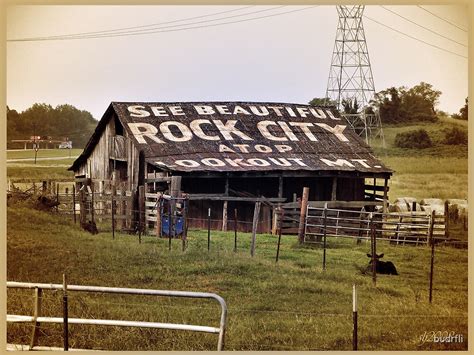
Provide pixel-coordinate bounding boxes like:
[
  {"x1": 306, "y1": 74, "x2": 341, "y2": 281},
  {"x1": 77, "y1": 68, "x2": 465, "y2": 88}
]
[{"x1": 70, "y1": 101, "x2": 392, "y2": 175}]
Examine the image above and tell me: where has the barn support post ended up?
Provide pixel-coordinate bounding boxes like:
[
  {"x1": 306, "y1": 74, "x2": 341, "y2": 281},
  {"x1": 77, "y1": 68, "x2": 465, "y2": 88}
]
[
  {"x1": 372, "y1": 177, "x2": 377, "y2": 201},
  {"x1": 207, "y1": 208, "x2": 211, "y2": 252},
  {"x1": 120, "y1": 189, "x2": 126, "y2": 230},
  {"x1": 429, "y1": 210, "x2": 436, "y2": 303},
  {"x1": 111, "y1": 183, "x2": 116, "y2": 239},
  {"x1": 272, "y1": 176, "x2": 284, "y2": 235},
  {"x1": 297, "y1": 187, "x2": 310, "y2": 244},
  {"x1": 250, "y1": 201, "x2": 261, "y2": 257},
  {"x1": 222, "y1": 177, "x2": 229, "y2": 232},
  {"x1": 90, "y1": 182, "x2": 95, "y2": 224},
  {"x1": 79, "y1": 188, "x2": 86, "y2": 227},
  {"x1": 383, "y1": 178, "x2": 388, "y2": 213},
  {"x1": 72, "y1": 185, "x2": 76, "y2": 224},
  {"x1": 331, "y1": 177, "x2": 337, "y2": 201}
]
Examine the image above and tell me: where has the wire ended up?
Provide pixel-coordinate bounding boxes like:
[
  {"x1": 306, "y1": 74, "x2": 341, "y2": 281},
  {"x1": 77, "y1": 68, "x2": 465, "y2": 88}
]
[
  {"x1": 417, "y1": 5, "x2": 467, "y2": 32},
  {"x1": 17, "y1": 5, "x2": 256, "y2": 40},
  {"x1": 363, "y1": 14, "x2": 467, "y2": 59},
  {"x1": 8, "y1": 6, "x2": 319, "y2": 42},
  {"x1": 380, "y1": 6, "x2": 467, "y2": 47}
]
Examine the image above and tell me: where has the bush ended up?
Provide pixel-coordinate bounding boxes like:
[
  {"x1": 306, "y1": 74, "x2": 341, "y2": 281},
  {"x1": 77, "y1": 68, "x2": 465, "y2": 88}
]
[
  {"x1": 443, "y1": 127, "x2": 468, "y2": 145},
  {"x1": 394, "y1": 129, "x2": 433, "y2": 149}
]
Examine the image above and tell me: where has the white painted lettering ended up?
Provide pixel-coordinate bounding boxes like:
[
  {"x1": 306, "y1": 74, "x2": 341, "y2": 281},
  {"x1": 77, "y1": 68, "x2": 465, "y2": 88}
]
[
  {"x1": 296, "y1": 107, "x2": 310, "y2": 118},
  {"x1": 213, "y1": 120, "x2": 253, "y2": 141},
  {"x1": 268, "y1": 157, "x2": 292, "y2": 166},
  {"x1": 224, "y1": 158, "x2": 253, "y2": 167},
  {"x1": 169, "y1": 106, "x2": 185, "y2": 116},
  {"x1": 278, "y1": 122, "x2": 298, "y2": 141},
  {"x1": 325, "y1": 109, "x2": 341, "y2": 120},
  {"x1": 127, "y1": 123, "x2": 164, "y2": 144},
  {"x1": 288, "y1": 158, "x2": 307, "y2": 166},
  {"x1": 248, "y1": 158, "x2": 270, "y2": 167},
  {"x1": 233, "y1": 144, "x2": 250, "y2": 153},
  {"x1": 315, "y1": 124, "x2": 349, "y2": 142},
  {"x1": 190, "y1": 119, "x2": 219, "y2": 141},
  {"x1": 275, "y1": 145, "x2": 292, "y2": 153},
  {"x1": 151, "y1": 106, "x2": 169, "y2": 117},
  {"x1": 194, "y1": 105, "x2": 215, "y2": 115},
  {"x1": 233, "y1": 105, "x2": 251, "y2": 115},
  {"x1": 218, "y1": 144, "x2": 236, "y2": 153},
  {"x1": 309, "y1": 107, "x2": 327, "y2": 119},
  {"x1": 175, "y1": 159, "x2": 200, "y2": 167},
  {"x1": 249, "y1": 105, "x2": 269, "y2": 116},
  {"x1": 267, "y1": 106, "x2": 284, "y2": 116},
  {"x1": 254, "y1": 144, "x2": 272, "y2": 153},
  {"x1": 202, "y1": 158, "x2": 226, "y2": 167},
  {"x1": 351, "y1": 159, "x2": 370, "y2": 168},
  {"x1": 289, "y1": 122, "x2": 318, "y2": 141},
  {"x1": 160, "y1": 121, "x2": 193, "y2": 142},
  {"x1": 285, "y1": 106, "x2": 297, "y2": 117},
  {"x1": 215, "y1": 105, "x2": 231, "y2": 115},
  {"x1": 127, "y1": 105, "x2": 150, "y2": 118},
  {"x1": 257, "y1": 121, "x2": 287, "y2": 141},
  {"x1": 320, "y1": 158, "x2": 355, "y2": 167}
]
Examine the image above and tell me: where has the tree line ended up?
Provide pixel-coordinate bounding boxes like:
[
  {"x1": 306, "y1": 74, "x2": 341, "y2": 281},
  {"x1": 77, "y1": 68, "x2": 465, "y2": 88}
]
[
  {"x1": 7, "y1": 103, "x2": 97, "y2": 149},
  {"x1": 310, "y1": 81, "x2": 468, "y2": 123}
]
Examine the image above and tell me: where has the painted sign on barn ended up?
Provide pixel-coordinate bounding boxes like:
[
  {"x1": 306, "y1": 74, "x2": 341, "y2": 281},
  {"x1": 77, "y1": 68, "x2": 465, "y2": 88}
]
[{"x1": 111, "y1": 102, "x2": 388, "y2": 173}]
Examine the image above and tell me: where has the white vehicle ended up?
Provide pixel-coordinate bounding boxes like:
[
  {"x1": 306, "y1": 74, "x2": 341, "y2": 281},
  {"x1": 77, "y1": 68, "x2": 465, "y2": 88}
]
[{"x1": 59, "y1": 141, "x2": 72, "y2": 149}]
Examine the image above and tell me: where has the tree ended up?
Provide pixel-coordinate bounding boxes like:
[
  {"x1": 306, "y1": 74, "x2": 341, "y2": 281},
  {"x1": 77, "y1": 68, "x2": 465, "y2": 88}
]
[
  {"x1": 370, "y1": 82, "x2": 441, "y2": 124},
  {"x1": 342, "y1": 98, "x2": 359, "y2": 114},
  {"x1": 308, "y1": 97, "x2": 338, "y2": 107},
  {"x1": 453, "y1": 97, "x2": 468, "y2": 120}
]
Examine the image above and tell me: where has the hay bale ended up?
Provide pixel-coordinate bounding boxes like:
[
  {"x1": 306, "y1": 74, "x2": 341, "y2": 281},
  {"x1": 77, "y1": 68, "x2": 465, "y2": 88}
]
[
  {"x1": 393, "y1": 197, "x2": 417, "y2": 212},
  {"x1": 420, "y1": 198, "x2": 445, "y2": 215}
]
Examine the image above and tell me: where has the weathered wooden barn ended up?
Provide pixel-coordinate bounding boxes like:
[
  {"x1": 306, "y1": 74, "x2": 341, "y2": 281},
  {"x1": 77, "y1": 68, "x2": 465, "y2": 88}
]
[{"x1": 69, "y1": 101, "x2": 392, "y2": 233}]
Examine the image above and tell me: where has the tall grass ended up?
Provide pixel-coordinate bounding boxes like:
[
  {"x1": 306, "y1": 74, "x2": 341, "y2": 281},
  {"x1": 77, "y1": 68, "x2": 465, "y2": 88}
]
[{"x1": 7, "y1": 206, "x2": 468, "y2": 351}]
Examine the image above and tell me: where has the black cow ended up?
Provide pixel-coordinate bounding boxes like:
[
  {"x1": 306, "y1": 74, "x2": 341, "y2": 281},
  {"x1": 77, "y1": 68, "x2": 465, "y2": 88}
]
[
  {"x1": 366, "y1": 253, "x2": 398, "y2": 275},
  {"x1": 82, "y1": 220, "x2": 99, "y2": 235}
]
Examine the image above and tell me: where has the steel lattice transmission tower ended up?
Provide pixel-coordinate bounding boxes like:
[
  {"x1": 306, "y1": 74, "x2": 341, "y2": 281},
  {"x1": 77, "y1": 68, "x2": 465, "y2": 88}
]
[{"x1": 325, "y1": 5, "x2": 385, "y2": 146}]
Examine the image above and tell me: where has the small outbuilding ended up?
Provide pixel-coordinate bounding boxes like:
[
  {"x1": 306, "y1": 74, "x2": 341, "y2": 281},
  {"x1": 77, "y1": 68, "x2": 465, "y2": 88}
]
[{"x1": 69, "y1": 101, "x2": 392, "y2": 233}]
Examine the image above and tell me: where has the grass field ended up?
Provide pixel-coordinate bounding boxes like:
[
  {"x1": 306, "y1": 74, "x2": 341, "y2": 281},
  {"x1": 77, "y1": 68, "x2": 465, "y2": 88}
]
[{"x1": 6, "y1": 204, "x2": 468, "y2": 351}]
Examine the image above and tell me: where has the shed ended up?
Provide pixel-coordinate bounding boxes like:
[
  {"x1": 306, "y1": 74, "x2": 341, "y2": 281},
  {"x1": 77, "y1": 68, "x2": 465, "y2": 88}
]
[{"x1": 69, "y1": 101, "x2": 392, "y2": 233}]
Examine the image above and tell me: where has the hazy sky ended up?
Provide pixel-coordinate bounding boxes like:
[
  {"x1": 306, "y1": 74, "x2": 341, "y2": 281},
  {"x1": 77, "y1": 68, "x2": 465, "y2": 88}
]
[{"x1": 6, "y1": 4, "x2": 468, "y2": 119}]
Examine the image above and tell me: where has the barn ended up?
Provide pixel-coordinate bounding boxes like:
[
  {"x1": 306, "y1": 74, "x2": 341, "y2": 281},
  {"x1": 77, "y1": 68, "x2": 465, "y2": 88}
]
[{"x1": 69, "y1": 101, "x2": 392, "y2": 233}]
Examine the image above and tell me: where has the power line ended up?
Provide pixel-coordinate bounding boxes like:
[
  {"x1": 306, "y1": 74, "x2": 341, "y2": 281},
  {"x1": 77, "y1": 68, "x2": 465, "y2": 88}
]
[
  {"x1": 363, "y1": 14, "x2": 467, "y2": 59},
  {"x1": 417, "y1": 5, "x2": 467, "y2": 32},
  {"x1": 9, "y1": 5, "x2": 280, "y2": 42},
  {"x1": 8, "y1": 5, "x2": 312, "y2": 42},
  {"x1": 381, "y1": 6, "x2": 467, "y2": 47},
  {"x1": 18, "y1": 5, "x2": 256, "y2": 40}
]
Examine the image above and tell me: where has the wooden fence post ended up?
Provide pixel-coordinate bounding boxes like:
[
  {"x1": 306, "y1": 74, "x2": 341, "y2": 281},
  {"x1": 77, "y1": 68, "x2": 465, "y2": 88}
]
[
  {"x1": 275, "y1": 208, "x2": 284, "y2": 262},
  {"x1": 62, "y1": 274, "x2": 68, "y2": 351},
  {"x1": 182, "y1": 198, "x2": 188, "y2": 252},
  {"x1": 297, "y1": 187, "x2": 310, "y2": 244},
  {"x1": 222, "y1": 201, "x2": 228, "y2": 232},
  {"x1": 29, "y1": 287, "x2": 42, "y2": 349},
  {"x1": 156, "y1": 195, "x2": 162, "y2": 238},
  {"x1": 353, "y1": 284, "x2": 358, "y2": 351},
  {"x1": 207, "y1": 207, "x2": 211, "y2": 252},
  {"x1": 429, "y1": 210, "x2": 435, "y2": 303},
  {"x1": 234, "y1": 208, "x2": 238, "y2": 252},
  {"x1": 370, "y1": 213, "x2": 377, "y2": 286},
  {"x1": 90, "y1": 182, "x2": 95, "y2": 224},
  {"x1": 168, "y1": 201, "x2": 172, "y2": 251},
  {"x1": 138, "y1": 185, "x2": 145, "y2": 243},
  {"x1": 322, "y1": 204, "x2": 328, "y2": 270},
  {"x1": 250, "y1": 201, "x2": 261, "y2": 257},
  {"x1": 111, "y1": 183, "x2": 116, "y2": 239},
  {"x1": 56, "y1": 183, "x2": 60, "y2": 213},
  {"x1": 444, "y1": 200, "x2": 450, "y2": 238}
]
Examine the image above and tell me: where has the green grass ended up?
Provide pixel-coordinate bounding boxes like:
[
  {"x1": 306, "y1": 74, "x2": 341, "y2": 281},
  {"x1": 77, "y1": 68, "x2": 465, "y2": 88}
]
[
  {"x1": 7, "y1": 148, "x2": 82, "y2": 160},
  {"x1": 7, "y1": 205, "x2": 468, "y2": 351}
]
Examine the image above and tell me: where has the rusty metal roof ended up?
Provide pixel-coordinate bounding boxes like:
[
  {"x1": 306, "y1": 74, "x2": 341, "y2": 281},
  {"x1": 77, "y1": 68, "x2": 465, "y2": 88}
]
[{"x1": 70, "y1": 101, "x2": 391, "y2": 175}]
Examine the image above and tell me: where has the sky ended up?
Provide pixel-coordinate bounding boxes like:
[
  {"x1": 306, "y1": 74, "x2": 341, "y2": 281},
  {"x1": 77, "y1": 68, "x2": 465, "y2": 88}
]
[{"x1": 6, "y1": 4, "x2": 468, "y2": 120}]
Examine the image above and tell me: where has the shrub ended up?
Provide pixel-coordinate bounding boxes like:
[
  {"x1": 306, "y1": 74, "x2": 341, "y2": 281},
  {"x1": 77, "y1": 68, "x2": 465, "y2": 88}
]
[
  {"x1": 443, "y1": 127, "x2": 468, "y2": 145},
  {"x1": 394, "y1": 129, "x2": 433, "y2": 149}
]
